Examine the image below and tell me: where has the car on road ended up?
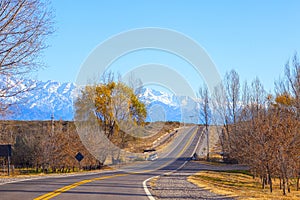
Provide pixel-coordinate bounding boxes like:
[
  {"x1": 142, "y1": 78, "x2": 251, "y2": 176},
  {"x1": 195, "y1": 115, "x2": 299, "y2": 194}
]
[{"x1": 147, "y1": 153, "x2": 158, "y2": 161}]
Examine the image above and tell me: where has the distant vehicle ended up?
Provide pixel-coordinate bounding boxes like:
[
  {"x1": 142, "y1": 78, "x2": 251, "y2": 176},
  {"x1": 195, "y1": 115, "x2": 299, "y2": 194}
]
[
  {"x1": 191, "y1": 153, "x2": 198, "y2": 160},
  {"x1": 143, "y1": 148, "x2": 156, "y2": 153},
  {"x1": 147, "y1": 153, "x2": 158, "y2": 161}
]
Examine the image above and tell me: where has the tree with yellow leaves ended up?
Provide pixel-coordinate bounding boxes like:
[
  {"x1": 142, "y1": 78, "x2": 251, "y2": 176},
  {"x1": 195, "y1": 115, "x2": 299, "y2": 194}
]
[{"x1": 75, "y1": 79, "x2": 147, "y2": 150}]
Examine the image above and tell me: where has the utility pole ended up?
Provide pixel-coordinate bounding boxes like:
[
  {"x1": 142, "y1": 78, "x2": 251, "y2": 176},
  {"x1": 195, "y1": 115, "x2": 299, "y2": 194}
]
[{"x1": 51, "y1": 113, "x2": 54, "y2": 137}]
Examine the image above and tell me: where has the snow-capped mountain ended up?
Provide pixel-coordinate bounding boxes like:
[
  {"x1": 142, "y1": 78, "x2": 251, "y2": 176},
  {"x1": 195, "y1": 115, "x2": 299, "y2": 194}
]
[
  {"x1": 139, "y1": 88, "x2": 199, "y2": 122},
  {"x1": 3, "y1": 79, "x2": 76, "y2": 121},
  {"x1": 2, "y1": 80, "x2": 199, "y2": 122}
]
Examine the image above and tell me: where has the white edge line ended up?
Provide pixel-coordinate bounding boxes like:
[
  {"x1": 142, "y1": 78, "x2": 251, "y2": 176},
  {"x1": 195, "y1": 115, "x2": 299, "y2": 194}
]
[
  {"x1": 143, "y1": 176, "x2": 158, "y2": 200},
  {"x1": 143, "y1": 126, "x2": 203, "y2": 200}
]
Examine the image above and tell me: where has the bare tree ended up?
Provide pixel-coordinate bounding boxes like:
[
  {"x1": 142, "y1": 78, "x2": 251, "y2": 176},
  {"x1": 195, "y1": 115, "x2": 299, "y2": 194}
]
[
  {"x1": 274, "y1": 53, "x2": 300, "y2": 194},
  {"x1": 250, "y1": 77, "x2": 266, "y2": 117},
  {"x1": 232, "y1": 74, "x2": 300, "y2": 194},
  {"x1": 275, "y1": 53, "x2": 300, "y2": 116},
  {"x1": 198, "y1": 84, "x2": 211, "y2": 160},
  {"x1": 211, "y1": 82, "x2": 228, "y2": 154},
  {"x1": 0, "y1": 0, "x2": 53, "y2": 114},
  {"x1": 224, "y1": 69, "x2": 241, "y2": 124},
  {"x1": 211, "y1": 70, "x2": 241, "y2": 157},
  {"x1": 126, "y1": 72, "x2": 143, "y2": 96}
]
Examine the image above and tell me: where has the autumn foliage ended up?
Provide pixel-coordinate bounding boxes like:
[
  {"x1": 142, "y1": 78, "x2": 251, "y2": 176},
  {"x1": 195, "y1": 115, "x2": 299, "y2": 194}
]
[{"x1": 75, "y1": 80, "x2": 147, "y2": 148}]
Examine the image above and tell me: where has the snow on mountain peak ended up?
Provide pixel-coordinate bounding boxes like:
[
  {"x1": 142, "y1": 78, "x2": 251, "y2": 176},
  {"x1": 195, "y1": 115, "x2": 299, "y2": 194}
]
[
  {"x1": 140, "y1": 88, "x2": 178, "y2": 107},
  {"x1": 2, "y1": 79, "x2": 198, "y2": 122}
]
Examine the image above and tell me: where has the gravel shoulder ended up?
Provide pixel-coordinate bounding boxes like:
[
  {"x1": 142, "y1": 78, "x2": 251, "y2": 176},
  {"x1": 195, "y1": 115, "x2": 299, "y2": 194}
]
[{"x1": 149, "y1": 161, "x2": 249, "y2": 200}]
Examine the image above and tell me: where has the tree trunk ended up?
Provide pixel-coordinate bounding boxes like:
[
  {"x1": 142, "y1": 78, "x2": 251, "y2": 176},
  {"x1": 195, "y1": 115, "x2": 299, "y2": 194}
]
[
  {"x1": 206, "y1": 125, "x2": 209, "y2": 161},
  {"x1": 287, "y1": 177, "x2": 290, "y2": 193},
  {"x1": 268, "y1": 173, "x2": 273, "y2": 193},
  {"x1": 252, "y1": 170, "x2": 255, "y2": 179},
  {"x1": 262, "y1": 176, "x2": 266, "y2": 189},
  {"x1": 267, "y1": 165, "x2": 272, "y2": 193},
  {"x1": 297, "y1": 176, "x2": 299, "y2": 191},
  {"x1": 265, "y1": 177, "x2": 268, "y2": 187},
  {"x1": 279, "y1": 177, "x2": 282, "y2": 189},
  {"x1": 283, "y1": 177, "x2": 286, "y2": 195}
]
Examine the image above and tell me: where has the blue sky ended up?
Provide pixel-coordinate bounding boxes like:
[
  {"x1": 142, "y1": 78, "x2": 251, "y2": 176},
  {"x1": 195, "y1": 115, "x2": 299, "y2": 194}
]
[{"x1": 38, "y1": 0, "x2": 300, "y2": 93}]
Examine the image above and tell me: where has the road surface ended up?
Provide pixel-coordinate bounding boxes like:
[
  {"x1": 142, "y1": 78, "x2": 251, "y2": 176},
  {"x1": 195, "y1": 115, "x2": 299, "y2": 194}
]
[{"x1": 0, "y1": 126, "x2": 202, "y2": 200}]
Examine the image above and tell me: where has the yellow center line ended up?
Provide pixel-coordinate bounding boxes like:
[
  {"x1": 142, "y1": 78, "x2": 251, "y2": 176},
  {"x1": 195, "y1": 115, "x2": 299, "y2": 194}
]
[
  {"x1": 34, "y1": 174, "x2": 127, "y2": 200},
  {"x1": 34, "y1": 127, "x2": 198, "y2": 200},
  {"x1": 132, "y1": 127, "x2": 198, "y2": 174}
]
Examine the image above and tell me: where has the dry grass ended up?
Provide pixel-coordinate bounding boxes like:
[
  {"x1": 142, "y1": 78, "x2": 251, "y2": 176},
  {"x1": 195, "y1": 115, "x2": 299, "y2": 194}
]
[
  {"x1": 124, "y1": 121, "x2": 181, "y2": 153},
  {"x1": 188, "y1": 171, "x2": 300, "y2": 200},
  {"x1": 195, "y1": 160, "x2": 228, "y2": 166},
  {"x1": 194, "y1": 125, "x2": 223, "y2": 160},
  {"x1": 208, "y1": 126, "x2": 222, "y2": 153},
  {"x1": 0, "y1": 165, "x2": 114, "y2": 178},
  {"x1": 149, "y1": 176, "x2": 159, "y2": 189}
]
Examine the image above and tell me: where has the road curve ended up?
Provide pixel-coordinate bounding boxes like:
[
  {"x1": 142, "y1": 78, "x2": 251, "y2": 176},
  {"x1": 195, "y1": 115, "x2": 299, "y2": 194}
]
[{"x1": 0, "y1": 126, "x2": 202, "y2": 200}]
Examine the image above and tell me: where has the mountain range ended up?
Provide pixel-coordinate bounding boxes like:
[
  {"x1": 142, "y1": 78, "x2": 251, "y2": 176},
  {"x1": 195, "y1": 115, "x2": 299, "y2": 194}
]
[{"x1": 2, "y1": 79, "x2": 199, "y2": 122}]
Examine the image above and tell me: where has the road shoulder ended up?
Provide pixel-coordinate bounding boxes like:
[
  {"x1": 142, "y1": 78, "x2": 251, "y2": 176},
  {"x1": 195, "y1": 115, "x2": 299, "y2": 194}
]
[{"x1": 148, "y1": 161, "x2": 248, "y2": 200}]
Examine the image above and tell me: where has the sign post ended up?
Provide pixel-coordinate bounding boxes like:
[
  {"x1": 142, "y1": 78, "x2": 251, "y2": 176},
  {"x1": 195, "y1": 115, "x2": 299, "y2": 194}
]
[{"x1": 75, "y1": 152, "x2": 84, "y2": 171}]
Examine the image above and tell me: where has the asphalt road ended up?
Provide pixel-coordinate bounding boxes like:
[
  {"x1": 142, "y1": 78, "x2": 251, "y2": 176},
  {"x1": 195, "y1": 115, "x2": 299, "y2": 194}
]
[{"x1": 0, "y1": 126, "x2": 202, "y2": 200}]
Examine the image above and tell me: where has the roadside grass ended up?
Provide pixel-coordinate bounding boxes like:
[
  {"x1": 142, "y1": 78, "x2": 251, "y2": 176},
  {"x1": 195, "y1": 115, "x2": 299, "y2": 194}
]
[
  {"x1": 195, "y1": 160, "x2": 228, "y2": 166},
  {"x1": 0, "y1": 165, "x2": 114, "y2": 178},
  {"x1": 124, "y1": 121, "x2": 181, "y2": 153},
  {"x1": 188, "y1": 170, "x2": 300, "y2": 200},
  {"x1": 149, "y1": 176, "x2": 159, "y2": 189}
]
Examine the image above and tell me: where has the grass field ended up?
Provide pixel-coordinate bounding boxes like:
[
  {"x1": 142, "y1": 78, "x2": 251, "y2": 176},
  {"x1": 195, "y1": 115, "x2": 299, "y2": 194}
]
[{"x1": 188, "y1": 170, "x2": 300, "y2": 200}]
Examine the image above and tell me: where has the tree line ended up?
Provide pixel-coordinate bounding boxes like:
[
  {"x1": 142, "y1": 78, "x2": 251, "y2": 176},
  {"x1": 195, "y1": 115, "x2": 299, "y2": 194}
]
[
  {"x1": 199, "y1": 53, "x2": 300, "y2": 195},
  {"x1": 0, "y1": 120, "x2": 101, "y2": 174}
]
